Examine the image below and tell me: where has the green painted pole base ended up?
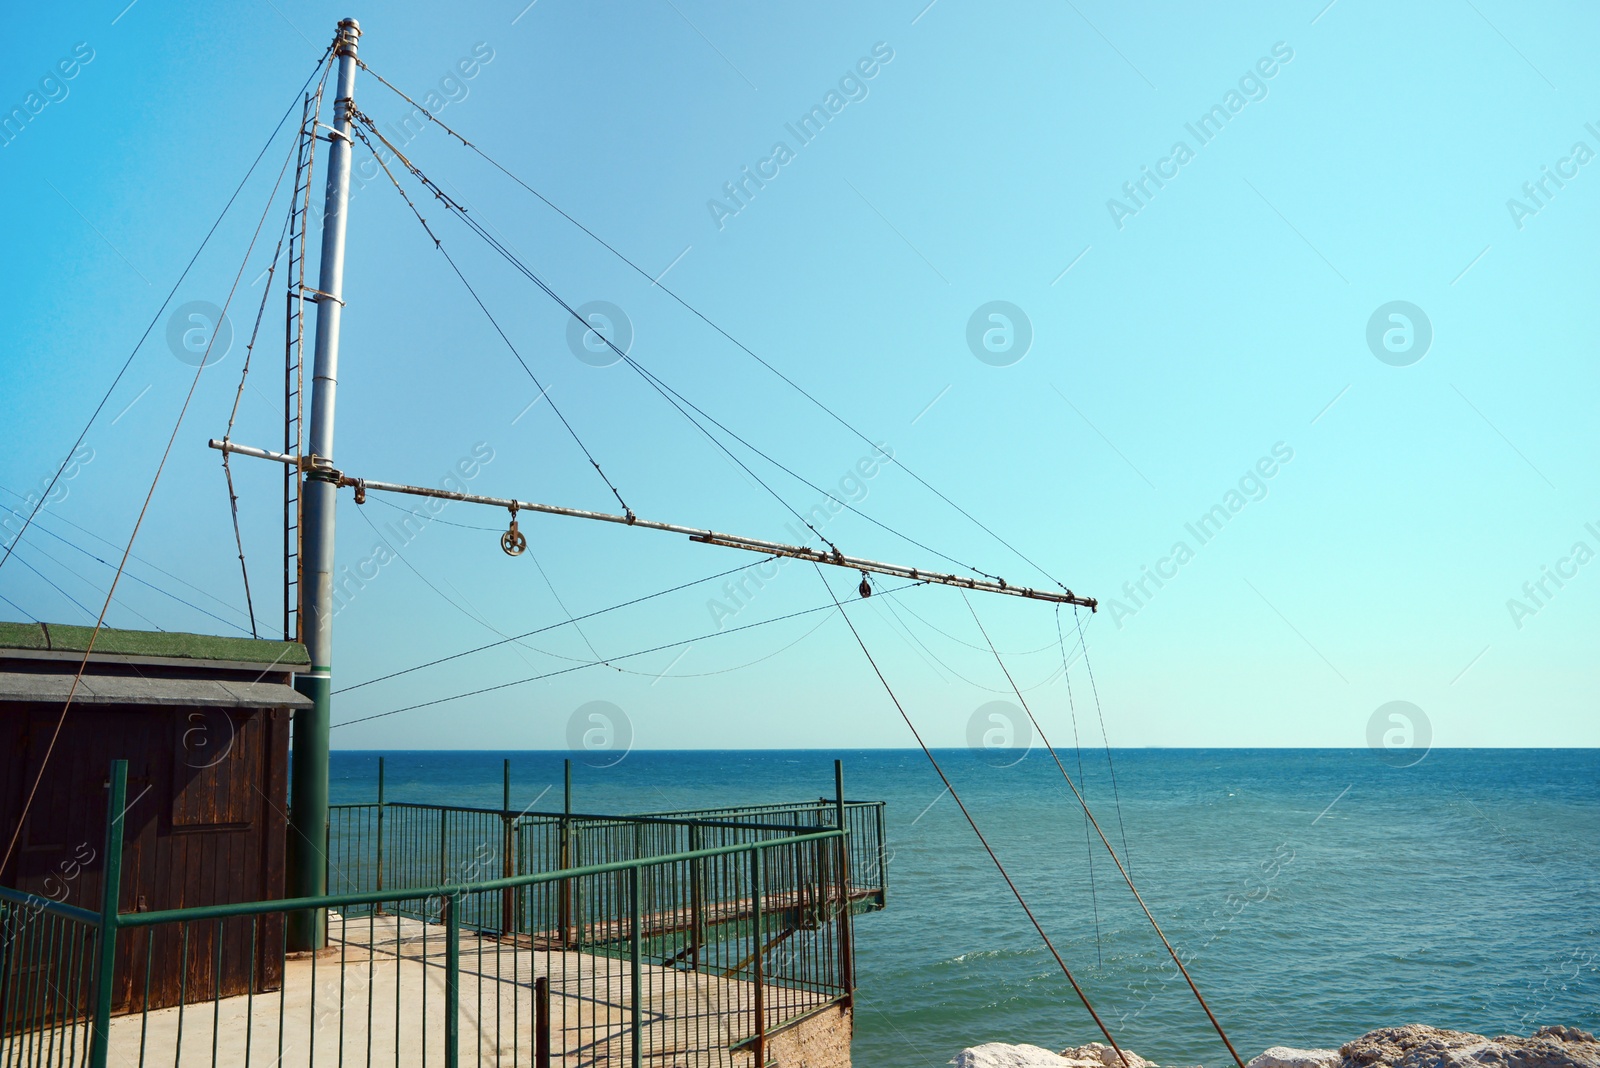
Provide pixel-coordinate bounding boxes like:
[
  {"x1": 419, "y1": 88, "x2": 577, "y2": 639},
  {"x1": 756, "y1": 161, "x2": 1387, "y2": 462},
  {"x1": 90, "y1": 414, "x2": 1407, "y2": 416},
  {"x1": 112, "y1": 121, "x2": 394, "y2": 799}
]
[
  {"x1": 287, "y1": 673, "x2": 330, "y2": 951},
  {"x1": 88, "y1": 759, "x2": 127, "y2": 1068}
]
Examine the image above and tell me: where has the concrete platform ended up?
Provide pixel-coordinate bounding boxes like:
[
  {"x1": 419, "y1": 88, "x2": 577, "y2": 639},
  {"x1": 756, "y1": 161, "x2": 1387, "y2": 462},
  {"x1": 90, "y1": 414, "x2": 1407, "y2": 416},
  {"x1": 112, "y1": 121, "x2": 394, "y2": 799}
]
[{"x1": 97, "y1": 912, "x2": 842, "y2": 1067}]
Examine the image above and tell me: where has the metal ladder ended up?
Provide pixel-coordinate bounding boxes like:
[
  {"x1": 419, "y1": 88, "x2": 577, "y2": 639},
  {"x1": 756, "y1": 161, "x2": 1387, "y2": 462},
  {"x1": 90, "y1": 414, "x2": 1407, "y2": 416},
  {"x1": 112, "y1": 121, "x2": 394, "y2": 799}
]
[{"x1": 283, "y1": 91, "x2": 321, "y2": 643}]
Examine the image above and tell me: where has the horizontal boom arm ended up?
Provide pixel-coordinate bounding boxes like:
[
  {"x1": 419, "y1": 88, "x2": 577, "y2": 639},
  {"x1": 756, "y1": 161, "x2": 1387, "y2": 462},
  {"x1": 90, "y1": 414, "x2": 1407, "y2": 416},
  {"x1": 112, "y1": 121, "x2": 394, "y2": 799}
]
[{"x1": 209, "y1": 438, "x2": 1096, "y2": 609}]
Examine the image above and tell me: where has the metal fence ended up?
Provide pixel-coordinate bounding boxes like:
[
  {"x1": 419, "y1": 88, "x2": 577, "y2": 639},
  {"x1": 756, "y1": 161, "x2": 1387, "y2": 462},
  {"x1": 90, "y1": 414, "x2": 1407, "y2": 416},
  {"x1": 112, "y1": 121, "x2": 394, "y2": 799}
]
[
  {"x1": 0, "y1": 890, "x2": 101, "y2": 1066},
  {"x1": 1, "y1": 760, "x2": 881, "y2": 1067},
  {"x1": 322, "y1": 763, "x2": 888, "y2": 929}
]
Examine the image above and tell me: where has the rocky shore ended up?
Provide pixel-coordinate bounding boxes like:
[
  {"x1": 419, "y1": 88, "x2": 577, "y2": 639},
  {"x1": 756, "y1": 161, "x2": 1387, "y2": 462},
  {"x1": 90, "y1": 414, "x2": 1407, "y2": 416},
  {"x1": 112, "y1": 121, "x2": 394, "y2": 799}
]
[{"x1": 952, "y1": 1025, "x2": 1600, "y2": 1068}]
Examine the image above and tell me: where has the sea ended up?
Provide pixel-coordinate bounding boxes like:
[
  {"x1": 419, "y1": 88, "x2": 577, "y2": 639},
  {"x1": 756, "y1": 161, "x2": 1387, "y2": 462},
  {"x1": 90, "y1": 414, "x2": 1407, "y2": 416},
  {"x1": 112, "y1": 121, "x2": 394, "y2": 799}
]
[{"x1": 329, "y1": 748, "x2": 1600, "y2": 1067}]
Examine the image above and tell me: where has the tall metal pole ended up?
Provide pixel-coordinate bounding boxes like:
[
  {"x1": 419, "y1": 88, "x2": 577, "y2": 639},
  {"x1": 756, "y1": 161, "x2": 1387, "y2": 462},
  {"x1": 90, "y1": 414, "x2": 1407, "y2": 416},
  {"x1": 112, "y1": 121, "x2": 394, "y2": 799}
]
[{"x1": 288, "y1": 16, "x2": 360, "y2": 952}]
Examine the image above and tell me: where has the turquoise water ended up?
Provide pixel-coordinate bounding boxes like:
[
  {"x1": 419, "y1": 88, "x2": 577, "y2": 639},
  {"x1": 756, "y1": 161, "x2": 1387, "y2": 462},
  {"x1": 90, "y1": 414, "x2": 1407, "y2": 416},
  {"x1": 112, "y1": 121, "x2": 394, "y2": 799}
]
[{"x1": 330, "y1": 749, "x2": 1600, "y2": 1066}]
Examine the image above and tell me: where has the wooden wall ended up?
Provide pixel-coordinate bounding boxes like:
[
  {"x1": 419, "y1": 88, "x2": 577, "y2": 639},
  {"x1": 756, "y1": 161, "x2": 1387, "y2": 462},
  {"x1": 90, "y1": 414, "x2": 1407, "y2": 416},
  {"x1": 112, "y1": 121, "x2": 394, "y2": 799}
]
[{"x1": 0, "y1": 701, "x2": 290, "y2": 1016}]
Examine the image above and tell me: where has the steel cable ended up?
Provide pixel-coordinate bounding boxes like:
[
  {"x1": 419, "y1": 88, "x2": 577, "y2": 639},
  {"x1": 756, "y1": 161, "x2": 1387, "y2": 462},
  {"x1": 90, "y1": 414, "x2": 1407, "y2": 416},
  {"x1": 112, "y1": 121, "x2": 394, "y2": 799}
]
[
  {"x1": 353, "y1": 59, "x2": 1070, "y2": 592},
  {"x1": 0, "y1": 45, "x2": 333, "y2": 579},
  {"x1": 334, "y1": 557, "x2": 779, "y2": 694},
  {"x1": 349, "y1": 106, "x2": 1016, "y2": 584},
  {"x1": 966, "y1": 595, "x2": 1248, "y2": 1068},
  {"x1": 813, "y1": 565, "x2": 1133, "y2": 1065},
  {"x1": 0, "y1": 77, "x2": 315, "y2": 880},
  {"x1": 373, "y1": 142, "x2": 842, "y2": 558},
  {"x1": 330, "y1": 582, "x2": 920, "y2": 728},
  {"x1": 347, "y1": 117, "x2": 637, "y2": 522}
]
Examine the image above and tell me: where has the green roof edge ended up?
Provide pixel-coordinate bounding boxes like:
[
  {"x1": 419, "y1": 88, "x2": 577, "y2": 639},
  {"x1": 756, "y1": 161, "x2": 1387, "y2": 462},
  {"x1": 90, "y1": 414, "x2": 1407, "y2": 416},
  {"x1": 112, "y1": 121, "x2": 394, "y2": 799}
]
[{"x1": 0, "y1": 621, "x2": 310, "y2": 667}]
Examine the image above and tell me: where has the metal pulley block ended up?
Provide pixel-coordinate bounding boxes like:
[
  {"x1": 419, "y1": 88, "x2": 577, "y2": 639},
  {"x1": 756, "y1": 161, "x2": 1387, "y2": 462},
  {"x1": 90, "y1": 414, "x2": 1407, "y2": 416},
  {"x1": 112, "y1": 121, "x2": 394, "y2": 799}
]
[{"x1": 501, "y1": 507, "x2": 527, "y2": 556}]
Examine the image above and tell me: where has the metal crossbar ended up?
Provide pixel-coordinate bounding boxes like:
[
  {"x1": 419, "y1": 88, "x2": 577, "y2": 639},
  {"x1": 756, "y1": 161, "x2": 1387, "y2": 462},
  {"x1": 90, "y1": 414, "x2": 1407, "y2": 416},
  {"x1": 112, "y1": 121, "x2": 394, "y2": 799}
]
[{"x1": 210, "y1": 437, "x2": 1097, "y2": 609}]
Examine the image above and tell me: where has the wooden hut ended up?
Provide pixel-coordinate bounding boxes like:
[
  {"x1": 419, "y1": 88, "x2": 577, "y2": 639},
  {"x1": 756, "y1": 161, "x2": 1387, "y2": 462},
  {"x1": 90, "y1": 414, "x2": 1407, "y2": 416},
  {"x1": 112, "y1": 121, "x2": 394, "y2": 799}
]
[{"x1": 0, "y1": 622, "x2": 309, "y2": 1014}]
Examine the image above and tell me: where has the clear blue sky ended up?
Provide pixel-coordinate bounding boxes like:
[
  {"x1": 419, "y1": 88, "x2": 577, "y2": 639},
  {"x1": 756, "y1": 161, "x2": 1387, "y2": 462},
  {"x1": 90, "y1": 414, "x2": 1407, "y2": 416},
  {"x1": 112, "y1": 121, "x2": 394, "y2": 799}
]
[{"x1": 2, "y1": 0, "x2": 1594, "y2": 749}]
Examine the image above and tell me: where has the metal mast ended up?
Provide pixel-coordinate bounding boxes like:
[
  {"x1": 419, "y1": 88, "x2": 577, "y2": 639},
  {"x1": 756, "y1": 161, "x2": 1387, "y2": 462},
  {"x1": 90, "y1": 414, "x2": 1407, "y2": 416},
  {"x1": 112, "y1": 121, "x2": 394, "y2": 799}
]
[{"x1": 288, "y1": 16, "x2": 359, "y2": 952}]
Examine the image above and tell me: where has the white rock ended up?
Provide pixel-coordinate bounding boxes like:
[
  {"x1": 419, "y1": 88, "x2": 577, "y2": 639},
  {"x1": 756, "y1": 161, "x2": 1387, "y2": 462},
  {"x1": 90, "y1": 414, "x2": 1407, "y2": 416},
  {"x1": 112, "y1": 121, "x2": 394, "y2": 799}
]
[
  {"x1": 1061, "y1": 1041, "x2": 1156, "y2": 1068},
  {"x1": 1247, "y1": 1047, "x2": 1342, "y2": 1068},
  {"x1": 951, "y1": 1043, "x2": 1086, "y2": 1068}
]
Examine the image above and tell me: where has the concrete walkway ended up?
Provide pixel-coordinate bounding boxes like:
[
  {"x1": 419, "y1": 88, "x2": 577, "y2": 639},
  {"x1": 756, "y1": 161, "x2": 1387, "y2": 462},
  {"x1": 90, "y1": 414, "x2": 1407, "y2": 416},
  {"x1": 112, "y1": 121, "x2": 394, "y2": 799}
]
[{"x1": 100, "y1": 912, "x2": 835, "y2": 1067}]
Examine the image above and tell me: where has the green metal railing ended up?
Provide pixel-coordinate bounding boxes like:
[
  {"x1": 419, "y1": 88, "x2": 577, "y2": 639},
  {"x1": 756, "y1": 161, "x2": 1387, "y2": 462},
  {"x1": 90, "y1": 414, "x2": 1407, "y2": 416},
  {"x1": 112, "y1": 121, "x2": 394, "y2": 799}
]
[
  {"x1": 323, "y1": 758, "x2": 888, "y2": 931},
  {"x1": 0, "y1": 892, "x2": 101, "y2": 1065},
  {"x1": 1, "y1": 760, "x2": 879, "y2": 1067},
  {"x1": 0, "y1": 760, "x2": 129, "y2": 1068}
]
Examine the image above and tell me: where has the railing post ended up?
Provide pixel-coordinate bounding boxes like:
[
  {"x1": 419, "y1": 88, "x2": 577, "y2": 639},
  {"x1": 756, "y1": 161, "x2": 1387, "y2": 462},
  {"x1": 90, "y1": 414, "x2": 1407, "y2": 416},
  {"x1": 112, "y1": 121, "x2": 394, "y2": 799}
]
[
  {"x1": 444, "y1": 891, "x2": 460, "y2": 1068},
  {"x1": 875, "y1": 800, "x2": 887, "y2": 905},
  {"x1": 629, "y1": 865, "x2": 643, "y2": 1068},
  {"x1": 501, "y1": 756, "x2": 513, "y2": 934},
  {"x1": 535, "y1": 975, "x2": 550, "y2": 1068},
  {"x1": 559, "y1": 760, "x2": 572, "y2": 948},
  {"x1": 501, "y1": 813, "x2": 514, "y2": 936},
  {"x1": 375, "y1": 756, "x2": 385, "y2": 912},
  {"x1": 834, "y1": 759, "x2": 854, "y2": 1001},
  {"x1": 89, "y1": 759, "x2": 128, "y2": 1068},
  {"x1": 688, "y1": 824, "x2": 703, "y2": 971},
  {"x1": 438, "y1": 806, "x2": 448, "y2": 889},
  {"x1": 750, "y1": 847, "x2": 766, "y2": 1065}
]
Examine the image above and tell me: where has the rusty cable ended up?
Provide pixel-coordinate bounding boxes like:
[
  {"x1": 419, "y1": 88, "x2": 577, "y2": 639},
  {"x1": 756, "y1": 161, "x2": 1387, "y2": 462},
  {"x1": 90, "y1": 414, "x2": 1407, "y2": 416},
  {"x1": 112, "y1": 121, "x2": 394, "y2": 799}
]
[
  {"x1": 0, "y1": 45, "x2": 333, "y2": 583},
  {"x1": 341, "y1": 88, "x2": 1025, "y2": 595},
  {"x1": 332, "y1": 556, "x2": 778, "y2": 694},
  {"x1": 218, "y1": 147, "x2": 305, "y2": 643},
  {"x1": 220, "y1": 457, "x2": 258, "y2": 639},
  {"x1": 347, "y1": 116, "x2": 641, "y2": 524},
  {"x1": 965, "y1": 595, "x2": 1250, "y2": 1068},
  {"x1": 331, "y1": 577, "x2": 923, "y2": 728},
  {"x1": 814, "y1": 566, "x2": 1133, "y2": 1065},
  {"x1": 1055, "y1": 604, "x2": 1104, "y2": 965},
  {"x1": 1076, "y1": 607, "x2": 1135, "y2": 876},
  {"x1": 351, "y1": 58, "x2": 1075, "y2": 593},
  {"x1": 0, "y1": 87, "x2": 311, "y2": 881},
  {"x1": 0, "y1": 496, "x2": 248, "y2": 633},
  {"x1": 348, "y1": 110, "x2": 858, "y2": 564}
]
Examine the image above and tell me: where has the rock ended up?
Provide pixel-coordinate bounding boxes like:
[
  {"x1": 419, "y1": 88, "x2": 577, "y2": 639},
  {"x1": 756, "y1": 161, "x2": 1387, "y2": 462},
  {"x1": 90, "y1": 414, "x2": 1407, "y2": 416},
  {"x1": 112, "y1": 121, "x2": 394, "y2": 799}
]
[
  {"x1": 951, "y1": 1044, "x2": 1084, "y2": 1068},
  {"x1": 1338, "y1": 1024, "x2": 1600, "y2": 1068},
  {"x1": 1059, "y1": 1041, "x2": 1156, "y2": 1068},
  {"x1": 953, "y1": 1025, "x2": 1600, "y2": 1068},
  {"x1": 1248, "y1": 1047, "x2": 1341, "y2": 1068},
  {"x1": 950, "y1": 1041, "x2": 1160, "y2": 1068}
]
